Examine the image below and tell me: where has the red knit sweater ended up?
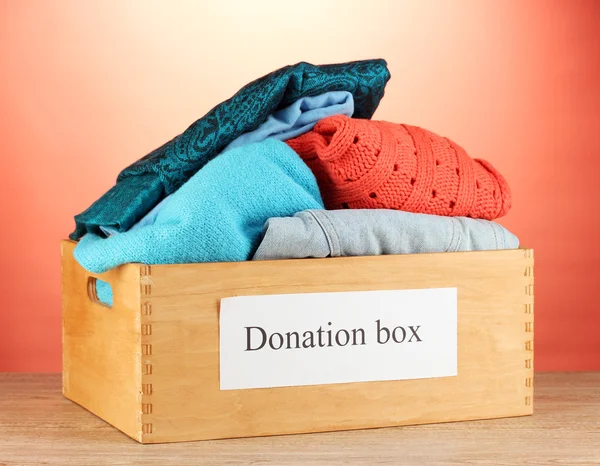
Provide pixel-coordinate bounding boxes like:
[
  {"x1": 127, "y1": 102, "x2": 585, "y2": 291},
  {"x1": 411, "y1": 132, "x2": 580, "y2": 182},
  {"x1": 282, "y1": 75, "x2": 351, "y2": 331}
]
[{"x1": 286, "y1": 115, "x2": 511, "y2": 220}]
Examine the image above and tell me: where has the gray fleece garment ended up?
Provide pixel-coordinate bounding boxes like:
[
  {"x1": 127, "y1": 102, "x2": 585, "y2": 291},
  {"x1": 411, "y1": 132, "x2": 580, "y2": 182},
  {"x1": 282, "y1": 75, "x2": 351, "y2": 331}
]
[{"x1": 253, "y1": 209, "x2": 518, "y2": 260}]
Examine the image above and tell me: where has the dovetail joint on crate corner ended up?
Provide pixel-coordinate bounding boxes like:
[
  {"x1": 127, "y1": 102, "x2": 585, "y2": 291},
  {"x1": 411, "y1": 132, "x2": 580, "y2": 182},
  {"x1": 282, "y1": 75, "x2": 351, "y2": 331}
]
[
  {"x1": 523, "y1": 251, "x2": 534, "y2": 408},
  {"x1": 139, "y1": 264, "x2": 154, "y2": 438},
  {"x1": 140, "y1": 265, "x2": 152, "y2": 297}
]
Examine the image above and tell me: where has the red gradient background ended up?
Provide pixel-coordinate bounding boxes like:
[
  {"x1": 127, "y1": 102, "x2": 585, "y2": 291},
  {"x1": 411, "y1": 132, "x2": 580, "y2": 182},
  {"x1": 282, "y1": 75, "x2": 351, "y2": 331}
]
[{"x1": 1, "y1": 1, "x2": 599, "y2": 372}]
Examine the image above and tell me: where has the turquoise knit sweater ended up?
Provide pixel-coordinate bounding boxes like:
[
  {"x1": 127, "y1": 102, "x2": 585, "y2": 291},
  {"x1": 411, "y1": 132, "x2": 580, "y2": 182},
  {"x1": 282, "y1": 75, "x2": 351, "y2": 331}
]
[{"x1": 74, "y1": 139, "x2": 324, "y2": 274}]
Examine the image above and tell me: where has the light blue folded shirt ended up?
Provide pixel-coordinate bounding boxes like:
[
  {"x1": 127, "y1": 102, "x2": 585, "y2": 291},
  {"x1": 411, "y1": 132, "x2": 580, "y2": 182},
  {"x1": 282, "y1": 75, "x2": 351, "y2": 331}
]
[
  {"x1": 223, "y1": 90, "x2": 354, "y2": 150},
  {"x1": 100, "y1": 91, "x2": 353, "y2": 237},
  {"x1": 253, "y1": 209, "x2": 519, "y2": 261}
]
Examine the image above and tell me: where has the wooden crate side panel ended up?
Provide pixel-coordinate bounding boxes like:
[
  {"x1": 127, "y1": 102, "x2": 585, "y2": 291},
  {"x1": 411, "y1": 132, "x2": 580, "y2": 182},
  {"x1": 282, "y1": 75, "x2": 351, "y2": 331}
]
[
  {"x1": 142, "y1": 249, "x2": 534, "y2": 443},
  {"x1": 61, "y1": 240, "x2": 143, "y2": 441}
]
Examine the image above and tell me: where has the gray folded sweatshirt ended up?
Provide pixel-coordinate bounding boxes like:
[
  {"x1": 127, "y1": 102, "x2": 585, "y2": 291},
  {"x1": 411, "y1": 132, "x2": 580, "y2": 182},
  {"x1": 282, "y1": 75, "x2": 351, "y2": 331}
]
[{"x1": 252, "y1": 209, "x2": 519, "y2": 261}]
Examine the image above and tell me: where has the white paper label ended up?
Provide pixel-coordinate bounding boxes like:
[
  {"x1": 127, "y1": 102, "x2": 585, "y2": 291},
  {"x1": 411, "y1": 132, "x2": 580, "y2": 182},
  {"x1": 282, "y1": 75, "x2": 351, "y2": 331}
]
[{"x1": 219, "y1": 288, "x2": 457, "y2": 390}]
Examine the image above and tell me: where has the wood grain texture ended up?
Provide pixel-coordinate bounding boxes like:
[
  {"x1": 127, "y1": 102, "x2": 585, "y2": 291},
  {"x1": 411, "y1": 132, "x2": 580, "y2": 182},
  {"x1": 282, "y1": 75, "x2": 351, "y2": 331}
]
[
  {"x1": 61, "y1": 240, "x2": 534, "y2": 443},
  {"x1": 0, "y1": 372, "x2": 598, "y2": 466},
  {"x1": 61, "y1": 241, "x2": 142, "y2": 441}
]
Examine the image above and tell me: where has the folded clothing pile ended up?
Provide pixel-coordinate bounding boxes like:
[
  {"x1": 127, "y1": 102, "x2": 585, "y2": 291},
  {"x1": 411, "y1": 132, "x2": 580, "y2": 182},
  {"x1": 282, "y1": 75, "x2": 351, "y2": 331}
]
[{"x1": 71, "y1": 58, "x2": 518, "y2": 303}]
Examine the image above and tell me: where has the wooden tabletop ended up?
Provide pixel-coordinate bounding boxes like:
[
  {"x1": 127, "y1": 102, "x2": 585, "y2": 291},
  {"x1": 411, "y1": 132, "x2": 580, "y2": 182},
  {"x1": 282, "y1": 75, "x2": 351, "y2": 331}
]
[{"x1": 0, "y1": 372, "x2": 598, "y2": 465}]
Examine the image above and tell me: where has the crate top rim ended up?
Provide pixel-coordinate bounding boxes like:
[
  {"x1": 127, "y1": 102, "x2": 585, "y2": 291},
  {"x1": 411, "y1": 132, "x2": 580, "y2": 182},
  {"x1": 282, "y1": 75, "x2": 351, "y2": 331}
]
[{"x1": 61, "y1": 239, "x2": 533, "y2": 274}]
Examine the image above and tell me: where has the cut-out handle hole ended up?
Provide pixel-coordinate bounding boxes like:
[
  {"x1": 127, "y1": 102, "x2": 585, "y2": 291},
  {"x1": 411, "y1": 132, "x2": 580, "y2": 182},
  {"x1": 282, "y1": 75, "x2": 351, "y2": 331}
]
[{"x1": 87, "y1": 277, "x2": 113, "y2": 308}]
